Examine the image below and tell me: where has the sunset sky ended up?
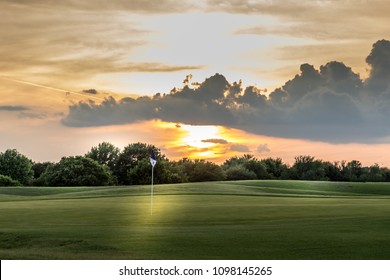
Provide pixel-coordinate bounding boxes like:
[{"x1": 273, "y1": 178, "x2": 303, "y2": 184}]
[{"x1": 2, "y1": 0, "x2": 390, "y2": 166}]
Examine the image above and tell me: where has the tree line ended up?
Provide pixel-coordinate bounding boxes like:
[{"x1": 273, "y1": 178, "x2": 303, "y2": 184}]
[{"x1": 1, "y1": 142, "x2": 390, "y2": 186}]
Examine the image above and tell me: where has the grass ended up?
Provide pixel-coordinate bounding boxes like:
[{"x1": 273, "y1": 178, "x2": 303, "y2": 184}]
[{"x1": 0, "y1": 180, "x2": 390, "y2": 259}]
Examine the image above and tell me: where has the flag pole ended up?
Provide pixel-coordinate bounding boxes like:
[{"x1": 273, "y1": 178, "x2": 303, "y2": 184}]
[
  {"x1": 150, "y1": 150, "x2": 157, "y2": 216},
  {"x1": 151, "y1": 165, "x2": 154, "y2": 215}
]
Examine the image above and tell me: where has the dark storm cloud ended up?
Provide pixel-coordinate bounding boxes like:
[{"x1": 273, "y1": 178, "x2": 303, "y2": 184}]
[
  {"x1": 62, "y1": 74, "x2": 236, "y2": 127},
  {"x1": 62, "y1": 40, "x2": 390, "y2": 144},
  {"x1": 82, "y1": 89, "x2": 98, "y2": 95},
  {"x1": 230, "y1": 144, "x2": 251, "y2": 153},
  {"x1": 365, "y1": 39, "x2": 390, "y2": 93},
  {"x1": 0, "y1": 105, "x2": 48, "y2": 119},
  {"x1": 0, "y1": 105, "x2": 29, "y2": 111},
  {"x1": 201, "y1": 138, "x2": 229, "y2": 144}
]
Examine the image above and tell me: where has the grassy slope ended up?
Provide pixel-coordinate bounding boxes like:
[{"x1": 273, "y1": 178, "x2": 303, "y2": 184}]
[{"x1": 0, "y1": 180, "x2": 390, "y2": 259}]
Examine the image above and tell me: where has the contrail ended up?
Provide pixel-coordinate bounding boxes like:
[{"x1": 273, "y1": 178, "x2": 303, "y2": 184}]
[{"x1": 0, "y1": 75, "x2": 105, "y2": 101}]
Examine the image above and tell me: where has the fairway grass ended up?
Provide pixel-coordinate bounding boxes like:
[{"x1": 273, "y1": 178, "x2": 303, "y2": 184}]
[{"x1": 1, "y1": 180, "x2": 390, "y2": 259}]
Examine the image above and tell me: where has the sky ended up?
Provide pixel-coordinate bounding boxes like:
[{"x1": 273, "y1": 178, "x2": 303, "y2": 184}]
[{"x1": 1, "y1": 0, "x2": 390, "y2": 166}]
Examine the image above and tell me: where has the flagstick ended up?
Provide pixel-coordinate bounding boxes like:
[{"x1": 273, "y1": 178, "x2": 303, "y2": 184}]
[
  {"x1": 150, "y1": 149, "x2": 157, "y2": 216},
  {"x1": 151, "y1": 165, "x2": 154, "y2": 215}
]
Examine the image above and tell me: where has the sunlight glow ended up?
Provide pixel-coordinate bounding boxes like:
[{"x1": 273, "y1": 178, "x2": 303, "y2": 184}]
[
  {"x1": 180, "y1": 124, "x2": 221, "y2": 149},
  {"x1": 196, "y1": 150, "x2": 215, "y2": 158},
  {"x1": 175, "y1": 123, "x2": 237, "y2": 160}
]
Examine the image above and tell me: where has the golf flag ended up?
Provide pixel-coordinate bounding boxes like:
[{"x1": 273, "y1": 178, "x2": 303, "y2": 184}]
[
  {"x1": 150, "y1": 150, "x2": 157, "y2": 215},
  {"x1": 150, "y1": 150, "x2": 157, "y2": 168}
]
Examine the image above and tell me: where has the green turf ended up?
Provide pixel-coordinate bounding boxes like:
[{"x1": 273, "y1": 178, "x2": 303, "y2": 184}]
[{"x1": 1, "y1": 180, "x2": 390, "y2": 259}]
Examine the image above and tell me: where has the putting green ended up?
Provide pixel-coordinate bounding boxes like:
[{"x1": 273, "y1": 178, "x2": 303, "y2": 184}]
[{"x1": 1, "y1": 180, "x2": 390, "y2": 259}]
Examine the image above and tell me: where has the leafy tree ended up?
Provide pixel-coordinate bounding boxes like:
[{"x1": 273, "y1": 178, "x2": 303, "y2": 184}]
[
  {"x1": 260, "y1": 157, "x2": 288, "y2": 179},
  {"x1": 223, "y1": 155, "x2": 256, "y2": 168},
  {"x1": 4, "y1": 142, "x2": 390, "y2": 185},
  {"x1": 190, "y1": 159, "x2": 226, "y2": 182},
  {"x1": 126, "y1": 158, "x2": 152, "y2": 185},
  {"x1": 347, "y1": 160, "x2": 363, "y2": 181},
  {"x1": 338, "y1": 160, "x2": 363, "y2": 181},
  {"x1": 323, "y1": 161, "x2": 343, "y2": 181},
  {"x1": 0, "y1": 149, "x2": 33, "y2": 185},
  {"x1": 114, "y1": 143, "x2": 163, "y2": 185},
  {"x1": 0, "y1": 174, "x2": 21, "y2": 186},
  {"x1": 177, "y1": 158, "x2": 226, "y2": 182},
  {"x1": 85, "y1": 142, "x2": 120, "y2": 171},
  {"x1": 225, "y1": 165, "x2": 257, "y2": 180},
  {"x1": 223, "y1": 154, "x2": 269, "y2": 180},
  {"x1": 31, "y1": 161, "x2": 54, "y2": 186},
  {"x1": 126, "y1": 157, "x2": 183, "y2": 185},
  {"x1": 42, "y1": 156, "x2": 113, "y2": 186},
  {"x1": 32, "y1": 162, "x2": 53, "y2": 179},
  {"x1": 280, "y1": 166, "x2": 295, "y2": 180},
  {"x1": 174, "y1": 158, "x2": 195, "y2": 181},
  {"x1": 360, "y1": 164, "x2": 385, "y2": 182},
  {"x1": 164, "y1": 161, "x2": 189, "y2": 183},
  {"x1": 292, "y1": 155, "x2": 326, "y2": 181},
  {"x1": 243, "y1": 158, "x2": 269, "y2": 179},
  {"x1": 382, "y1": 168, "x2": 390, "y2": 182}
]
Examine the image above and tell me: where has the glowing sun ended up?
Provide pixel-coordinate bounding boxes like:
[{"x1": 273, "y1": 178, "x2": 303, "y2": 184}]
[{"x1": 180, "y1": 124, "x2": 221, "y2": 149}]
